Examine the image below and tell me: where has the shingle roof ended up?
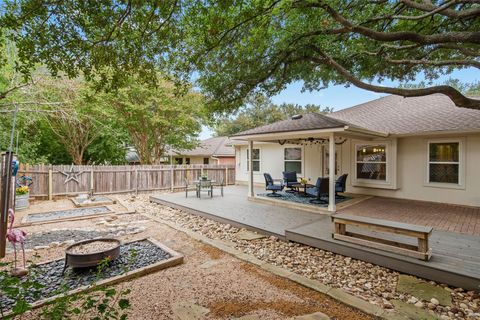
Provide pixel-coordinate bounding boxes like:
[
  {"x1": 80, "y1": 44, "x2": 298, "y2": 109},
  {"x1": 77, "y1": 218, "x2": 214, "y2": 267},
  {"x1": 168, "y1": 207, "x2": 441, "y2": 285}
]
[
  {"x1": 170, "y1": 136, "x2": 235, "y2": 157},
  {"x1": 328, "y1": 94, "x2": 480, "y2": 135},
  {"x1": 231, "y1": 113, "x2": 350, "y2": 137}
]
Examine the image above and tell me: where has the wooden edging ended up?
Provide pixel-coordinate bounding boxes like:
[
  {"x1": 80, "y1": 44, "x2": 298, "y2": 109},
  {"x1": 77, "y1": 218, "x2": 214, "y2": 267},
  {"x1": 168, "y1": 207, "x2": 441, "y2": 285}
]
[
  {"x1": 140, "y1": 207, "x2": 411, "y2": 320},
  {"x1": 3, "y1": 237, "x2": 183, "y2": 318},
  {"x1": 19, "y1": 205, "x2": 136, "y2": 227}
]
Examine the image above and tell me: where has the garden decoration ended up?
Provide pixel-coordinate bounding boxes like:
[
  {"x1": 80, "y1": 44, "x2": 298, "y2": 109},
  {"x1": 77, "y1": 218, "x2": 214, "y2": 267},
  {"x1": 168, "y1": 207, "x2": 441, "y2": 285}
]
[
  {"x1": 6, "y1": 208, "x2": 28, "y2": 277},
  {"x1": 16, "y1": 175, "x2": 33, "y2": 188},
  {"x1": 61, "y1": 165, "x2": 84, "y2": 184},
  {"x1": 15, "y1": 186, "x2": 30, "y2": 210}
]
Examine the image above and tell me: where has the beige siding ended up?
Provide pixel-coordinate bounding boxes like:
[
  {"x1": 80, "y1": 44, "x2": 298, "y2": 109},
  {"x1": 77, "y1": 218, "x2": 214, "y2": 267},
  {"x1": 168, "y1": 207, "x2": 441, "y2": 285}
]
[{"x1": 236, "y1": 133, "x2": 480, "y2": 206}]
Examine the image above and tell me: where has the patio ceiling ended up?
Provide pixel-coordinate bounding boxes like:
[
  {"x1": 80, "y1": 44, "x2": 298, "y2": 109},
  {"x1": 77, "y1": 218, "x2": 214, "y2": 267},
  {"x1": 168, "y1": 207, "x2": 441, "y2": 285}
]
[{"x1": 230, "y1": 126, "x2": 388, "y2": 144}]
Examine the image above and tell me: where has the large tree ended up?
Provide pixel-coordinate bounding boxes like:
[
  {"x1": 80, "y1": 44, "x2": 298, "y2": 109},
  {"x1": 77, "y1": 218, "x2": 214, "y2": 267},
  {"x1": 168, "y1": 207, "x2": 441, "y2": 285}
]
[
  {"x1": 105, "y1": 78, "x2": 205, "y2": 164},
  {"x1": 214, "y1": 94, "x2": 332, "y2": 136},
  {"x1": 1, "y1": 1, "x2": 479, "y2": 109}
]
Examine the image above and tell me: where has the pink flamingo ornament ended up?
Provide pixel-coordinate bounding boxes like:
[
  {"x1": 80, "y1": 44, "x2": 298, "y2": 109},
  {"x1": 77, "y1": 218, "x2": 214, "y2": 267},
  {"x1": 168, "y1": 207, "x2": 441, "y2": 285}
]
[{"x1": 6, "y1": 209, "x2": 28, "y2": 276}]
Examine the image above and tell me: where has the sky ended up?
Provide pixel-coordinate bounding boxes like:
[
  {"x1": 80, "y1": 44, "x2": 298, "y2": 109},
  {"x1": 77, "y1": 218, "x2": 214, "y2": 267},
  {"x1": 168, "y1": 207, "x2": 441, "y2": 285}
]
[{"x1": 199, "y1": 68, "x2": 479, "y2": 139}]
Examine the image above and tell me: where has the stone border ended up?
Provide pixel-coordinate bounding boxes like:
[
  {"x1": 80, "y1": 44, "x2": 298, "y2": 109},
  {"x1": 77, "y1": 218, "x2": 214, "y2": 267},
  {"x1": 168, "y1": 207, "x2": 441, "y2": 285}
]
[
  {"x1": 71, "y1": 197, "x2": 117, "y2": 208},
  {"x1": 141, "y1": 211, "x2": 411, "y2": 320},
  {"x1": 20, "y1": 206, "x2": 136, "y2": 227},
  {"x1": 3, "y1": 237, "x2": 183, "y2": 318}
]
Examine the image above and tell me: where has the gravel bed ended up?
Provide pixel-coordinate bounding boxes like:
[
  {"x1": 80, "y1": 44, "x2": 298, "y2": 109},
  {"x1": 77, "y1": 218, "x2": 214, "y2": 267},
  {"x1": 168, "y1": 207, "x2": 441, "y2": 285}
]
[
  {"x1": 24, "y1": 206, "x2": 111, "y2": 223},
  {"x1": 122, "y1": 194, "x2": 480, "y2": 320},
  {"x1": 0, "y1": 240, "x2": 171, "y2": 311},
  {"x1": 74, "y1": 196, "x2": 114, "y2": 204},
  {"x1": 19, "y1": 230, "x2": 108, "y2": 250}
]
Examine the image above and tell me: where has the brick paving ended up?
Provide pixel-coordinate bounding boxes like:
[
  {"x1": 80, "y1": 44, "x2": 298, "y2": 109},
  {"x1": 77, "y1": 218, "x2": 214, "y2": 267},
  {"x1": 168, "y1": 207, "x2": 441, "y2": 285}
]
[{"x1": 338, "y1": 197, "x2": 480, "y2": 236}]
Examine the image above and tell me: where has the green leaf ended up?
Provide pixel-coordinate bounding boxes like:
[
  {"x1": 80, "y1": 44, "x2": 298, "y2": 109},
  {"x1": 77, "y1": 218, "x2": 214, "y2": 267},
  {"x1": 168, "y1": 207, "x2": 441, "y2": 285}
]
[{"x1": 118, "y1": 299, "x2": 131, "y2": 310}]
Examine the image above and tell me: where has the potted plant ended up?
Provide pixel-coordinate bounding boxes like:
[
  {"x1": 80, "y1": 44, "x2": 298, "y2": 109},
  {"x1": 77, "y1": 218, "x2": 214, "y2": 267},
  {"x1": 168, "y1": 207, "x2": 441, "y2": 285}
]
[
  {"x1": 201, "y1": 173, "x2": 208, "y2": 180},
  {"x1": 15, "y1": 186, "x2": 30, "y2": 210}
]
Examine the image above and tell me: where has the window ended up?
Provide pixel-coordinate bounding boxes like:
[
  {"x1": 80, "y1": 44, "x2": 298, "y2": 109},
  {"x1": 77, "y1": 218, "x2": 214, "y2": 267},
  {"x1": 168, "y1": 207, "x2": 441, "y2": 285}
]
[
  {"x1": 203, "y1": 157, "x2": 209, "y2": 165},
  {"x1": 175, "y1": 157, "x2": 183, "y2": 165},
  {"x1": 284, "y1": 148, "x2": 302, "y2": 174},
  {"x1": 247, "y1": 148, "x2": 260, "y2": 172},
  {"x1": 428, "y1": 141, "x2": 460, "y2": 184},
  {"x1": 356, "y1": 144, "x2": 387, "y2": 181},
  {"x1": 185, "y1": 158, "x2": 190, "y2": 165}
]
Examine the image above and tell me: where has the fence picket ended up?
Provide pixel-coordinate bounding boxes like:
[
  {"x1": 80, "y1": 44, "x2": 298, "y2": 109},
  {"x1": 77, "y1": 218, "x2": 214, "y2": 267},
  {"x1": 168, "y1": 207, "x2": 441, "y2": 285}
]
[{"x1": 17, "y1": 164, "x2": 235, "y2": 198}]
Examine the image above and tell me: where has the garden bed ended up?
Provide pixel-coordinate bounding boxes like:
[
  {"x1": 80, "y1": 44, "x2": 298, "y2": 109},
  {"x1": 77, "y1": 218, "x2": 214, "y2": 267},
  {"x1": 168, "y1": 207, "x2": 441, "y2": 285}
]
[
  {"x1": 22, "y1": 206, "x2": 112, "y2": 224},
  {"x1": 0, "y1": 238, "x2": 183, "y2": 313},
  {"x1": 71, "y1": 196, "x2": 116, "y2": 208}
]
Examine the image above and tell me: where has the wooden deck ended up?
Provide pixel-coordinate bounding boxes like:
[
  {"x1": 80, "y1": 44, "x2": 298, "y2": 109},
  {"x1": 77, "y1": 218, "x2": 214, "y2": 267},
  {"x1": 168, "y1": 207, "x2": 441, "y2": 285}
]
[{"x1": 150, "y1": 186, "x2": 480, "y2": 291}]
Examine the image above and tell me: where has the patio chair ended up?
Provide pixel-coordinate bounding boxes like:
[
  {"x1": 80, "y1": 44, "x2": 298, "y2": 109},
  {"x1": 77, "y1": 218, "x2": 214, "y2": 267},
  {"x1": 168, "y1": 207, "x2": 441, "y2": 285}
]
[
  {"x1": 198, "y1": 179, "x2": 213, "y2": 198},
  {"x1": 184, "y1": 178, "x2": 198, "y2": 198},
  {"x1": 306, "y1": 177, "x2": 329, "y2": 204},
  {"x1": 335, "y1": 174, "x2": 348, "y2": 199},
  {"x1": 264, "y1": 173, "x2": 284, "y2": 197},
  {"x1": 212, "y1": 178, "x2": 224, "y2": 197},
  {"x1": 282, "y1": 171, "x2": 299, "y2": 193}
]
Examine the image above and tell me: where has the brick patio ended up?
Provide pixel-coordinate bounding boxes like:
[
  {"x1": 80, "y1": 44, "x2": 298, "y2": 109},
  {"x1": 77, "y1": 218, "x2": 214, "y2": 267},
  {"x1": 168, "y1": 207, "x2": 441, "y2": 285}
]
[{"x1": 338, "y1": 197, "x2": 480, "y2": 236}]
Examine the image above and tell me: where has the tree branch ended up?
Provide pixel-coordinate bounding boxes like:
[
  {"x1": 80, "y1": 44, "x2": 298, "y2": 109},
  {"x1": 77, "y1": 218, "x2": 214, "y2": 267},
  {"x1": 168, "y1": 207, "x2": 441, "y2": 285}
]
[
  {"x1": 401, "y1": 0, "x2": 480, "y2": 19},
  {"x1": 306, "y1": 45, "x2": 480, "y2": 110}
]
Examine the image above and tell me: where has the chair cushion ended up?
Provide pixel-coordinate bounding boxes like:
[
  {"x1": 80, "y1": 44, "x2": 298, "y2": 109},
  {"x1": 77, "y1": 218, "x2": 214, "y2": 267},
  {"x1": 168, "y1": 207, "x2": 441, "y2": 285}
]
[{"x1": 267, "y1": 185, "x2": 283, "y2": 191}]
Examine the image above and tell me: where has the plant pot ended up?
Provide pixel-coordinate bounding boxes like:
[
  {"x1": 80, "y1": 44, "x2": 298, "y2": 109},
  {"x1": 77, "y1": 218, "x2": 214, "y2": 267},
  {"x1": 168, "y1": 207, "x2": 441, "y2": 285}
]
[{"x1": 15, "y1": 193, "x2": 30, "y2": 210}]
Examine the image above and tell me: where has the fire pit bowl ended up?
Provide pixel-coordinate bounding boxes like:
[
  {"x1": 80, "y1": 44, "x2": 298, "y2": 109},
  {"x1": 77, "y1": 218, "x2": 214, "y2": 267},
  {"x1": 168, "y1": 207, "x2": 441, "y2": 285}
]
[{"x1": 63, "y1": 238, "x2": 121, "y2": 273}]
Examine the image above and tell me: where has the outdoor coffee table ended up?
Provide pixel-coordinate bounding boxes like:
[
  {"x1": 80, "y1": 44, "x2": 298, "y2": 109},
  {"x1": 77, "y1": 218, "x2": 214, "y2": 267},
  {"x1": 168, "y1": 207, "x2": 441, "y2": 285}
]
[{"x1": 298, "y1": 183, "x2": 315, "y2": 197}]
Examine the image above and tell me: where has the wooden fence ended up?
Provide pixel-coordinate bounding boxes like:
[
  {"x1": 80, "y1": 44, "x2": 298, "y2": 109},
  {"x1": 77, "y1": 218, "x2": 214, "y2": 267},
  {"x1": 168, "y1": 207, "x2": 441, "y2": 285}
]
[{"x1": 17, "y1": 164, "x2": 236, "y2": 199}]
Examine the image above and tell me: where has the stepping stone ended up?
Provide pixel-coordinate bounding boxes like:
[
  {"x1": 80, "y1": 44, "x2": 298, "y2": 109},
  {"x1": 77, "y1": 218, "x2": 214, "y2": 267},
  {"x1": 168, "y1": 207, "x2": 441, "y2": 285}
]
[
  {"x1": 396, "y1": 275, "x2": 452, "y2": 306},
  {"x1": 172, "y1": 301, "x2": 210, "y2": 320},
  {"x1": 199, "y1": 260, "x2": 221, "y2": 269},
  {"x1": 391, "y1": 300, "x2": 439, "y2": 320},
  {"x1": 236, "y1": 230, "x2": 266, "y2": 241},
  {"x1": 292, "y1": 312, "x2": 331, "y2": 320}
]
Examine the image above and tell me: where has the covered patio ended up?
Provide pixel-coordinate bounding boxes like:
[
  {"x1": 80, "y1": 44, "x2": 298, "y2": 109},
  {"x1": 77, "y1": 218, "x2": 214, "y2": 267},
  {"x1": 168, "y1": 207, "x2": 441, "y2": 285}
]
[
  {"x1": 230, "y1": 113, "x2": 389, "y2": 213},
  {"x1": 150, "y1": 185, "x2": 480, "y2": 290}
]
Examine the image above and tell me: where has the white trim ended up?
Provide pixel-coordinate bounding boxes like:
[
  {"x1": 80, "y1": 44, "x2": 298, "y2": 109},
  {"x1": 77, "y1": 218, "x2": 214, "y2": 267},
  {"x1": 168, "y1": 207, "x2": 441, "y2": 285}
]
[
  {"x1": 246, "y1": 147, "x2": 261, "y2": 173},
  {"x1": 424, "y1": 138, "x2": 465, "y2": 190},
  {"x1": 351, "y1": 139, "x2": 398, "y2": 190}
]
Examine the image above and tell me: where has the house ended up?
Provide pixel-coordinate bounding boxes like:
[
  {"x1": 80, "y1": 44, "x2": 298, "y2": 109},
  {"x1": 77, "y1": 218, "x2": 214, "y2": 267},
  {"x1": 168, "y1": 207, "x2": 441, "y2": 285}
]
[
  {"x1": 167, "y1": 136, "x2": 236, "y2": 165},
  {"x1": 230, "y1": 94, "x2": 480, "y2": 210}
]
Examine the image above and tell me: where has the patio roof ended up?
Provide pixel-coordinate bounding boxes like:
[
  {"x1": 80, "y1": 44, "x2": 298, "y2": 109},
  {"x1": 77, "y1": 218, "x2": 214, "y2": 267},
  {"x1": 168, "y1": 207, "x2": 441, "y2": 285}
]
[{"x1": 230, "y1": 113, "x2": 387, "y2": 141}]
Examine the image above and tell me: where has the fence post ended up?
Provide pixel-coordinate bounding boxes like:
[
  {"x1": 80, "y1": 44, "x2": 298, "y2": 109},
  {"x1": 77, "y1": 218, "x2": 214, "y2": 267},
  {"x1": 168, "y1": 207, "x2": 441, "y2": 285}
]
[
  {"x1": 48, "y1": 166, "x2": 53, "y2": 200},
  {"x1": 90, "y1": 166, "x2": 94, "y2": 193},
  {"x1": 170, "y1": 165, "x2": 174, "y2": 192},
  {"x1": 135, "y1": 167, "x2": 139, "y2": 195},
  {"x1": 225, "y1": 167, "x2": 228, "y2": 185}
]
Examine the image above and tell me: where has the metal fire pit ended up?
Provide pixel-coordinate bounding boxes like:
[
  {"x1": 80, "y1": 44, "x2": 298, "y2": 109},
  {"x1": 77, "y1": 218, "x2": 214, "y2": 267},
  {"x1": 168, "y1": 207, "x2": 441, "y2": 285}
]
[{"x1": 63, "y1": 238, "x2": 121, "y2": 274}]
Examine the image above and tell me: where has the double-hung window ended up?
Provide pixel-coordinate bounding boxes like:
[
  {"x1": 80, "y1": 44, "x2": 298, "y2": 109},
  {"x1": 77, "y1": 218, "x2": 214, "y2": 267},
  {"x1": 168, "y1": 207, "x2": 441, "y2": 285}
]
[
  {"x1": 284, "y1": 148, "x2": 302, "y2": 174},
  {"x1": 428, "y1": 141, "x2": 462, "y2": 185},
  {"x1": 247, "y1": 148, "x2": 260, "y2": 172},
  {"x1": 356, "y1": 144, "x2": 387, "y2": 181}
]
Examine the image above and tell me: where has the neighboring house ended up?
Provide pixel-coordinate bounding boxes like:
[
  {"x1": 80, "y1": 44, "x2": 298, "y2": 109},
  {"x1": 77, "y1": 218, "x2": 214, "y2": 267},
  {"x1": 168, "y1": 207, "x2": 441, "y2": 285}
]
[
  {"x1": 231, "y1": 94, "x2": 480, "y2": 209},
  {"x1": 168, "y1": 136, "x2": 236, "y2": 165}
]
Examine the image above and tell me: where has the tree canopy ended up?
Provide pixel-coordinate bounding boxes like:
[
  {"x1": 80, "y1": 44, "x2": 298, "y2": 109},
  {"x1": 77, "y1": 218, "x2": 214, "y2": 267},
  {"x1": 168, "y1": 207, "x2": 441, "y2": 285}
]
[
  {"x1": 1, "y1": 0, "x2": 478, "y2": 110},
  {"x1": 214, "y1": 94, "x2": 332, "y2": 136}
]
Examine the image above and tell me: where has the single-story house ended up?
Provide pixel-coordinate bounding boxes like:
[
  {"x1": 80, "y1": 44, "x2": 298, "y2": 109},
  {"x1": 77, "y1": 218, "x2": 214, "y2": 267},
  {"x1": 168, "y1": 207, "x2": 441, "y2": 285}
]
[
  {"x1": 168, "y1": 136, "x2": 236, "y2": 165},
  {"x1": 230, "y1": 94, "x2": 480, "y2": 211}
]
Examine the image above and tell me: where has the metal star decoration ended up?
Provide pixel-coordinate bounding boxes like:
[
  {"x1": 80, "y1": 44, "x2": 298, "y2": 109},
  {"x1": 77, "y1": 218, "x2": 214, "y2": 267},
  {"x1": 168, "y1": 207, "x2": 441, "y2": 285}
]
[{"x1": 61, "y1": 165, "x2": 84, "y2": 184}]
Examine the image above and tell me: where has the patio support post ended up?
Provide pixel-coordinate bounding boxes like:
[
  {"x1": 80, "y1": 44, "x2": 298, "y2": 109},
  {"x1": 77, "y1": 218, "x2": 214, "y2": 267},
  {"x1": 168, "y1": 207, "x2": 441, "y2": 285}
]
[
  {"x1": 328, "y1": 132, "x2": 336, "y2": 212},
  {"x1": 248, "y1": 140, "x2": 254, "y2": 197}
]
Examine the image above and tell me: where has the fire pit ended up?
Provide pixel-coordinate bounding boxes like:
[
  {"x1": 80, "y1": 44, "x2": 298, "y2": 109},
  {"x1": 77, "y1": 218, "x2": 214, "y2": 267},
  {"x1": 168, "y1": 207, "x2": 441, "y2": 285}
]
[{"x1": 63, "y1": 238, "x2": 121, "y2": 273}]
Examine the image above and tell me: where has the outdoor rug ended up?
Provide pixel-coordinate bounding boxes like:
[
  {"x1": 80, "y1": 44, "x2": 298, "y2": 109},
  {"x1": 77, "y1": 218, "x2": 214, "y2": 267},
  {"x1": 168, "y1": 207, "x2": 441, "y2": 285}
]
[{"x1": 256, "y1": 191, "x2": 351, "y2": 207}]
